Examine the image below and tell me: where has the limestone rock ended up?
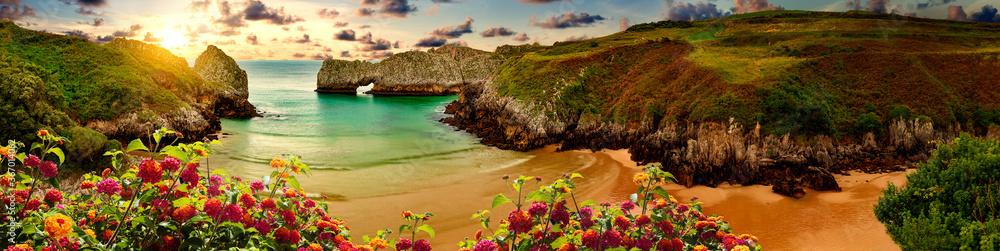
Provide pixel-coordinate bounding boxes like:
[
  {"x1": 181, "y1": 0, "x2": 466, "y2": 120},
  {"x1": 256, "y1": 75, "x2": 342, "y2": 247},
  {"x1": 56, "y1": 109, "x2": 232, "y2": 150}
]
[{"x1": 194, "y1": 45, "x2": 258, "y2": 118}]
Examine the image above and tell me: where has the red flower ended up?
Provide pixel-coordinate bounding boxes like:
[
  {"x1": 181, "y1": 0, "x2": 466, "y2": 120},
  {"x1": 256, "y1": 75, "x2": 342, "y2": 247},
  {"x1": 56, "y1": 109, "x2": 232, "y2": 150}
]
[
  {"x1": 275, "y1": 227, "x2": 292, "y2": 243},
  {"x1": 161, "y1": 156, "x2": 181, "y2": 173},
  {"x1": 204, "y1": 198, "x2": 222, "y2": 219},
  {"x1": 24, "y1": 154, "x2": 40, "y2": 167},
  {"x1": 556, "y1": 243, "x2": 577, "y2": 251},
  {"x1": 614, "y1": 215, "x2": 631, "y2": 230},
  {"x1": 280, "y1": 209, "x2": 296, "y2": 224},
  {"x1": 581, "y1": 230, "x2": 599, "y2": 250},
  {"x1": 222, "y1": 204, "x2": 243, "y2": 223},
  {"x1": 239, "y1": 193, "x2": 256, "y2": 209},
  {"x1": 39, "y1": 161, "x2": 58, "y2": 179},
  {"x1": 44, "y1": 190, "x2": 63, "y2": 204},
  {"x1": 261, "y1": 198, "x2": 276, "y2": 211},
  {"x1": 506, "y1": 210, "x2": 532, "y2": 233},
  {"x1": 80, "y1": 181, "x2": 95, "y2": 189},
  {"x1": 136, "y1": 158, "x2": 162, "y2": 184},
  {"x1": 602, "y1": 230, "x2": 622, "y2": 248},
  {"x1": 173, "y1": 205, "x2": 197, "y2": 222},
  {"x1": 528, "y1": 201, "x2": 548, "y2": 217},
  {"x1": 656, "y1": 220, "x2": 674, "y2": 235},
  {"x1": 101, "y1": 168, "x2": 111, "y2": 178},
  {"x1": 635, "y1": 215, "x2": 652, "y2": 227}
]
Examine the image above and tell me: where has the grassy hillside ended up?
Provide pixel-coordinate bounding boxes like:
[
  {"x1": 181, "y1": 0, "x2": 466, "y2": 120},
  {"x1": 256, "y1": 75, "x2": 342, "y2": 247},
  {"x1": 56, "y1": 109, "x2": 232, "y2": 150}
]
[
  {"x1": 0, "y1": 20, "x2": 223, "y2": 167},
  {"x1": 492, "y1": 10, "x2": 1000, "y2": 139}
]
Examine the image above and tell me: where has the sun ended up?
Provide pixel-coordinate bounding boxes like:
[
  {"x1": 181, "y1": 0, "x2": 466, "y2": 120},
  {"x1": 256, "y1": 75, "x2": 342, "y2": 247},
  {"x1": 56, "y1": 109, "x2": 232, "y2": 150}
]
[{"x1": 159, "y1": 28, "x2": 185, "y2": 50}]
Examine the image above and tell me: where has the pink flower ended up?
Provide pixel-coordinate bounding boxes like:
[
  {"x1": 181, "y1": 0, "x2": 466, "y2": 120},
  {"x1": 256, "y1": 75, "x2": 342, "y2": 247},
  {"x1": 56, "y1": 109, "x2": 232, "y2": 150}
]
[
  {"x1": 204, "y1": 198, "x2": 222, "y2": 219},
  {"x1": 253, "y1": 220, "x2": 272, "y2": 234},
  {"x1": 614, "y1": 215, "x2": 631, "y2": 230},
  {"x1": 222, "y1": 204, "x2": 243, "y2": 223},
  {"x1": 550, "y1": 201, "x2": 570, "y2": 225},
  {"x1": 152, "y1": 200, "x2": 170, "y2": 211},
  {"x1": 44, "y1": 190, "x2": 62, "y2": 204},
  {"x1": 303, "y1": 199, "x2": 316, "y2": 208},
  {"x1": 250, "y1": 181, "x2": 265, "y2": 192},
  {"x1": 620, "y1": 201, "x2": 635, "y2": 212},
  {"x1": 413, "y1": 239, "x2": 431, "y2": 251},
  {"x1": 635, "y1": 237, "x2": 653, "y2": 250},
  {"x1": 239, "y1": 193, "x2": 256, "y2": 209},
  {"x1": 581, "y1": 230, "x2": 599, "y2": 250},
  {"x1": 180, "y1": 166, "x2": 200, "y2": 184},
  {"x1": 472, "y1": 239, "x2": 497, "y2": 251},
  {"x1": 161, "y1": 156, "x2": 181, "y2": 173},
  {"x1": 280, "y1": 209, "x2": 296, "y2": 224},
  {"x1": 209, "y1": 175, "x2": 223, "y2": 186},
  {"x1": 96, "y1": 179, "x2": 120, "y2": 196},
  {"x1": 528, "y1": 201, "x2": 547, "y2": 217},
  {"x1": 24, "y1": 154, "x2": 40, "y2": 167},
  {"x1": 602, "y1": 230, "x2": 622, "y2": 248},
  {"x1": 206, "y1": 185, "x2": 222, "y2": 197},
  {"x1": 396, "y1": 238, "x2": 413, "y2": 251},
  {"x1": 40, "y1": 161, "x2": 58, "y2": 178}
]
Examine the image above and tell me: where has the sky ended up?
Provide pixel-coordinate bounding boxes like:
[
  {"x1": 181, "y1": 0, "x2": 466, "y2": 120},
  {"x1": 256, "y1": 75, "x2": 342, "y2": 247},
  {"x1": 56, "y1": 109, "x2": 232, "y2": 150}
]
[{"x1": 1, "y1": 0, "x2": 998, "y2": 60}]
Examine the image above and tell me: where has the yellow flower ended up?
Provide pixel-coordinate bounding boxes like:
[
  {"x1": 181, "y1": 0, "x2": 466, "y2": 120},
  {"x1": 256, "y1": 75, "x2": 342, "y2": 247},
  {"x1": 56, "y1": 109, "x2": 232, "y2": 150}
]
[
  {"x1": 732, "y1": 246, "x2": 751, "y2": 251},
  {"x1": 693, "y1": 245, "x2": 708, "y2": 251},
  {"x1": 0, "y1": 146, "x2": 9, "y2": 159},
  {"x1": 84, "y1": 229, "x2": 96, "y2": 238},
  {"x1": 270, "y1": 158, "x2": 287, "y2": 168},
  {"x1": 633, "y1": 173, "x2": 649, "y2": 185},
  {"x1": 45, "y1": 213, "x2": 74, "y2": 238},
  {"x1": 87, "y1": 210, "x2": 96, "y2": 220}
]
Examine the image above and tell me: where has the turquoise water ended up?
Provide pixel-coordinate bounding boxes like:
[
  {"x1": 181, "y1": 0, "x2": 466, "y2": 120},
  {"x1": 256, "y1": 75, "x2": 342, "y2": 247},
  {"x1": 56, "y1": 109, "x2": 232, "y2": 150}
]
[{"x1": 209, "y1": 60, "x2": 527, "y2": 198}]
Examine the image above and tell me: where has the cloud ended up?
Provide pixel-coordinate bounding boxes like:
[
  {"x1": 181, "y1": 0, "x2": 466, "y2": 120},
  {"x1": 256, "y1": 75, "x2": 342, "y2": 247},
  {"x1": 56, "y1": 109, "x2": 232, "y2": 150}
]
[
  {"x1": 916, "y1": 0, "x2": 956, "y2": 10},
  {"x1": 355, "y1": 7, "x2": 375, "y2": 17},
  {"x1": 60, "y1": 0, "x2": 107, "y2": 7},
  {"x1": 310, "y1": 53, "x2": 335, "y2": 60},
  {"x1": 215, "y1": 39, "x2": 236, "y2": 45},
  {"x1": 75, "y1": 7, "x2": 103, "y2": 16},
  {"x1": 480, "y1": 26, "x2": 515, "y2": 37},
  {"x1": 63, "y1": 29, "x2": 94, "y2": 41},
  {"x1": 356, "y1": 32, "x2": 394, "y2": 51},
  {"x1": 143, "y1": 32, "x2": 163, "y2": 43},
  {"x1": 334, "y1": 29, "x2": 357, "y2": 41},
  {"x1": 317, "y1": 8, "x2": 339, "y2": 19},
  {"x1": 355, "y1": 0, "x2": 418, "y2": 19},
  {"x1": 76, "y1": 17, "x2": 104, "y2": 27},
  {"x1": 619, "y1": 17, "x2": 630, "y2": 31},
  {"x1": 244, "y1": 0, "x2": 304, "y2": 25},
  {"x1": 733, "y1": 0, "x2": 784, "y2": 14},
  {"x1": 530, "y1": 11, "x2": 606, "y2": 29},
  {"x1": 214, "y1": 1, "x2": 247, "y2": 28},
  {"x1": 96, "y1": 35, "x2": 114, "y2": 42},
  {"x1": 665, "y1": 1, "x2": 730, "y2": 21},
  {"x1": 334, "y1": 21, "x2": 349, "y2": 27},
  {"x1": 431, "y1": 0, "x2": 467, "y2": 3},
  {"x1": 518, "y1": 0, "x2": 568, "y2": 4},
  {"x1": 283, "y1": 34, "x2": 311, "y2": 43},
  {"x1": 187, "y1": 0, "x2": 212, "y2": 13},
  {"x1": 246, "y1": 33, "x2": 260, "y2": 45},
  {"x1": 111, "y1": 24, "x2": 143, "y2": 37},
  {"x1": 425, "y1": 3, "x2": 440, "y2": 15},
  {"x1": 293, "y1": 53, "x2": 306, "y2": 58},
  {"x1": 564, "y1": 34, "x2": 590, "y2": 41},
  {"x1": 950, "y1": 5, "x2": 1000, "y2": 22},
  {"x1": 358, "y1": 24, "x2": 371, "y2": 29},
  {"x1": 359, "y1": 51, "x2": 393, "y2": 60},
  {"x1": 414, "y1": 36, "x2": 447, "y2": 47},
  {"x1": 341, "y1": 50, "x2": 352, "y2": 58},
  {"x1": 0, "y1": 0, "x2": 38, "y2": 21},
  {"x1": 846, "y1": 0, "x2": 889, "y2": 14},
  {"x1": 447, "y1": 40, "x2": 468, "y2": 47},
  {"x1": 430, "y1": 16, "x2": 473, "y2": 38},
  {"x1": 513, "y1": 32, "x2": 529, "y2": 42}
]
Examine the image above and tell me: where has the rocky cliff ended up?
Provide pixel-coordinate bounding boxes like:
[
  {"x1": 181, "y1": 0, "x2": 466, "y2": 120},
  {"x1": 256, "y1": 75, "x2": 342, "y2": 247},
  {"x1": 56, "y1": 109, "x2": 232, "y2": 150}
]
[
  {"x1": 315, "y1": 45, "x2": 504, "y2": 95},
  {"x1": 441, "y1": 11, "x2": 1000, "y2": 198},
  {"x1": 194, "y1": 45, "x2": 259, "y2": 118}
]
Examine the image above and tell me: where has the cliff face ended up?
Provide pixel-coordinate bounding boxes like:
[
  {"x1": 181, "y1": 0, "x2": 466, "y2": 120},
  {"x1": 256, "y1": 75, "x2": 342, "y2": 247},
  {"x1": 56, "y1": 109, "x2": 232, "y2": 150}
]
[
  {"x1": 315, "y1": 45, "x2": 504, "y2": 95},
  {"x1": 194, "y1": 45, "x2": 259, "y2": 118}
]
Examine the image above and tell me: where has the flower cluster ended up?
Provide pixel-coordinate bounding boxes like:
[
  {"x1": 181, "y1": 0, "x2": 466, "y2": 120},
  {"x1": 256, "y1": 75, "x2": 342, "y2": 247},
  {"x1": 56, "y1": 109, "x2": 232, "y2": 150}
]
[{"x1": 460, "y1": 168, "x2": 762, "y2": 251}]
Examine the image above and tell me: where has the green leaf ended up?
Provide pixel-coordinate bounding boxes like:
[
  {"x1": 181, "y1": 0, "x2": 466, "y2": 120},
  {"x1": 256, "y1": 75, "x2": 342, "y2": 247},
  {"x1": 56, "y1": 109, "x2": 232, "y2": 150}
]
[
  {"x1": 30, "y1": 142, "x2": 42, "y2": 151},
  {"x1": 47, "y1": 148, "x2": 65, "y2": 165},
  {"x1": 285, "y1": 176, "x2": 300, "y2": 191},
  {"x1": 550, "y1": 236, "x2": 570, "y2": 249},
  {"x1": 417, "y1": 224, "x2": 435, "y2": 239},
  {"x1": 126, "y1": 139, "x2": 149, "y2": 152},
  {"x1": 492, "y1": 194, "x2": 513, "y2": 209},
  {"x1": 570, "y1": 173, "x2": 584, "y2": 179},
  {"x1": 212, "y1": 169, "x2": 230, "y2": 177},
  {"x1": 15, "y1": 152, "x2": 25, "y2": 163},
  {"x1": 525, "y1": 191, "x2": 553, "y2": 203},
  {"x1": 399, "y1": 224, "x2": 411, "y2": 234},
  {"x1": 649, "y1": 187, "x2": 671, "y2": 200},
  {"x1": 580, "y1": 200, "x2": 598, "y2": 207},
  {"x1": 173, "y1": 197, "x2": 192, "y2": 208},
  {"x1": 629, "y1": 193, "x2": 638, "y2": 203},
  {"x1": 160, "y1": 146, "x2": 188, "y2": 163},
  {"x1": 46, "y1": 177, "x2": 60, "y2": 190}
]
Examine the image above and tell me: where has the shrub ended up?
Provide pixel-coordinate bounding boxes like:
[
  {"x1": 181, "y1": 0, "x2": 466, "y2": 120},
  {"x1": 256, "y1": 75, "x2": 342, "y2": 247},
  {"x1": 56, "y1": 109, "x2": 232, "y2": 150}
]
[
  {"x1": 762, "y1": 77, "x2": 836, "y2": 136},
  {"x1": 853, "y1": 112, "x2": 883, "y2": 136},
  {"x1": 888, "y1": 105, "x2": 913, "y2": 120},
  {"x1": 874, "y1": 133, "x2": 1000, "y2": 250}
]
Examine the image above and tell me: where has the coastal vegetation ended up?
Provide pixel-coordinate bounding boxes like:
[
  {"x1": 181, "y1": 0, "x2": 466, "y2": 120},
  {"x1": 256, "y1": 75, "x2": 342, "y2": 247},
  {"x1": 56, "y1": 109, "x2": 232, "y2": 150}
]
[
  {"x1": 1, "y1": 129, "x2": 760, "y2": 250},
  {"x1": 875, "y1": 134, "x2": 1000, "y2": 250}
]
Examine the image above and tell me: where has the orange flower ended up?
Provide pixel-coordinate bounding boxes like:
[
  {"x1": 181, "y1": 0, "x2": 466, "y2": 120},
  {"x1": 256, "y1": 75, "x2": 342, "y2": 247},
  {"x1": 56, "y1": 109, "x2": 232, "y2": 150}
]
[
  {"x1": 81, "y1": 181, "x2": 95, "y2": 189},
  {"x1": 87, "y1": 210, "x2": 96, "y2": 220},
  {"x1": 45, "y1": 213, "x2": 74, "y2": 238},
  {"x1": 102, "y1": 229, "x2": 114, "y2": 240},
  {"x1": 84, "y1": 229, "x2": 96, "y2": 238},
  {"x1": 37, "y1": 130, "x2": 49, "y2": 137},
  {"x1": 292, "y1": 164, "x2": 300, "y2": 174},
  {"x1": 308, "y1": 243, "x2": 323, "y2": 251},
  {"x1": 370, "y1": 238, "x2": 388, "y2": 249},
  {"x1": 732, "y1": 246, "x2": 751, "y2": 251},
  {"x1": 402, "y1": 211, "x2": 414, "y2": 219},
  {"x1": 0, "y1": 146, "x2": 9, "y2": 159},
  {"x1": 270, "y1": 158, "x2": 287, "y2": 168},
  {"x1": 693, "y1": 245, "x2": 708, "y2": 251}
]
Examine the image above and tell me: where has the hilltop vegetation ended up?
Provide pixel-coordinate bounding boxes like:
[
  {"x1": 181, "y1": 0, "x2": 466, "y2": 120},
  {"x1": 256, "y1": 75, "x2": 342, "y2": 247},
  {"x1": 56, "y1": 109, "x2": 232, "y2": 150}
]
[
  {"x1": 0, "y1": 20, "x2": 251, "y2": 169},
  {"x1": 491, "y1": 10, "x2": 1000, "y2": 138}
]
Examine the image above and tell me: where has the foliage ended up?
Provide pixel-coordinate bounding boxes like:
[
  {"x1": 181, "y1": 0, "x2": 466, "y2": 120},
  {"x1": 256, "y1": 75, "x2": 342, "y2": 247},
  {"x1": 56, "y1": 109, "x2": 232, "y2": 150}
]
[
  {"x1": 626, "y1": 20, "x2": 694, "y2": 32},
  {"x1": 761, "y1": 76, "x2": 836, "y2": 136},
  {"x1": 874, "y1": 134, "x2": 1000, "y2": 250},
  {"x1": 465, "y1": 167, "x2": 761, "y2": 251},
  {"x1": 888, "y1": 105, "x2": 913, "y2": 121},
  {"x1": 0, "y1": 54, "x2": 73, "y2": 144},
  {"x1": 852, "y1": 112, "x2": 883, "y2": 137}
]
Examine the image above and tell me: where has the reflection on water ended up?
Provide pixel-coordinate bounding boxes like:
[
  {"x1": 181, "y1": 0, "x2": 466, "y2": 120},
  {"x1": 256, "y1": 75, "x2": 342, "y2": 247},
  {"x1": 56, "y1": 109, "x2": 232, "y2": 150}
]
[{"x1": 207, "y1": 60, "x2": 904, "y2": 249}]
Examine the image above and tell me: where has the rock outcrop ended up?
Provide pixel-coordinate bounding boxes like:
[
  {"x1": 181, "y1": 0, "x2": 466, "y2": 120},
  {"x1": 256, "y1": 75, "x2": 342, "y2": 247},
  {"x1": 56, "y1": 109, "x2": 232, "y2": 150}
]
[
  {"x1": 316, "y1": 45, "x2": 504, "y2": 95},
  {"x1": 444, "y1": 81, "x2": 956, "y2": 198},
  {"x1": 194, "y1": 45, "x2": 259, "y2": 118}
]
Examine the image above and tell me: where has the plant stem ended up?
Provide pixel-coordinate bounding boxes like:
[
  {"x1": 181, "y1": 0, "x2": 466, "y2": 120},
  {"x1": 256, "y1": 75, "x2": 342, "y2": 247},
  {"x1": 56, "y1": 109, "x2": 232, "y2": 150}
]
[{"x1": 106, "y1": 183, "x2": 140, "y2": 246}]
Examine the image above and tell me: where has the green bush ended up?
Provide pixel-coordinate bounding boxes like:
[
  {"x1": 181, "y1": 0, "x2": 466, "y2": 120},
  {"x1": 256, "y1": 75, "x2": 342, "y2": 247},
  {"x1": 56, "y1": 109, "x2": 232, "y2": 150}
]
[
  {"x1": 761, "y1": 76, "x2": 836, "y2": 136},
  {"x1": 888, "y1": 105, "x2": 913, "y2": 120},
  {"x1": 853, "y1": 112, "x2": 882, "y2": 136},
  {"x1": 874, "y1": 133, "x2": 1000, "y2": 250},
  {"x1": 0, "y1": 53, "x2": 73, "y2": 143}
]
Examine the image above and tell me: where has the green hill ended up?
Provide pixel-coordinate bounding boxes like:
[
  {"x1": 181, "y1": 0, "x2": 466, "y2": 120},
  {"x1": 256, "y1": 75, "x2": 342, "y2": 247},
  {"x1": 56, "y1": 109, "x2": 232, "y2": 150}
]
[{"x1": 0, "y1": 20, "x2": 251, "y2": 168}]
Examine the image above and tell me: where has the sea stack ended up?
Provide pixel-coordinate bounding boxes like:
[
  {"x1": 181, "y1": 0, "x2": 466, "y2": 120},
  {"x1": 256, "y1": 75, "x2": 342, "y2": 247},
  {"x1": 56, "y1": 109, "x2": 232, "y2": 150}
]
[{"x1": 194, "y1": 45, "x2": 259, "y2": 118}]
